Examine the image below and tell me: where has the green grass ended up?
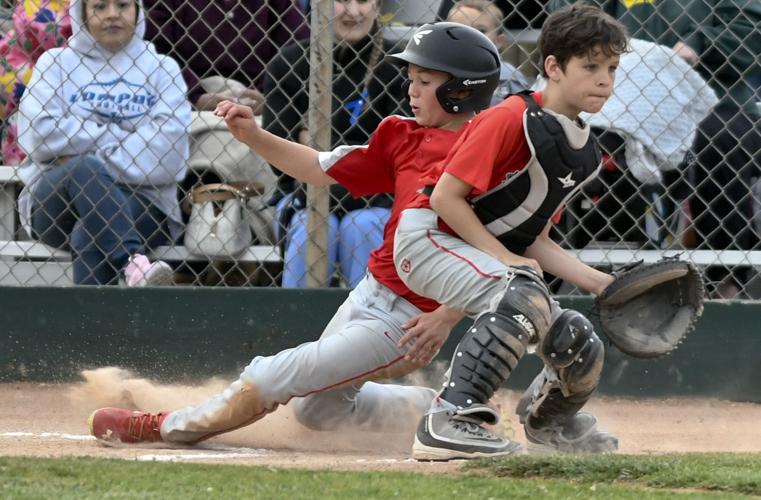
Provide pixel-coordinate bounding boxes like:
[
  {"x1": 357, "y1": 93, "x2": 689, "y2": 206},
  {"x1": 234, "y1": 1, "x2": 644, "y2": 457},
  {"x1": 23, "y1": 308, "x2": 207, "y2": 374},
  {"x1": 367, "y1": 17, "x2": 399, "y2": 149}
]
[
  {"x1": 1, "y1": 455, "x2": 760, "y2": 499},
  {"x1": 465, "y1": 454, "x2": 761, "y2": 497}
]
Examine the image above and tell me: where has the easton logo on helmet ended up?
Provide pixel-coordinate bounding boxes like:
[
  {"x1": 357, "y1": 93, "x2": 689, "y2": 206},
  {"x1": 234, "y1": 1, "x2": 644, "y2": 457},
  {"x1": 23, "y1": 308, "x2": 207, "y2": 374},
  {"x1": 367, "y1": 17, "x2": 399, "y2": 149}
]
[
  {"x1": 462, "y1": 79, "x2": 487, "y2": 86},
  {"x1": 413, "y1": 29, "x2": 432, "y2": 45}
]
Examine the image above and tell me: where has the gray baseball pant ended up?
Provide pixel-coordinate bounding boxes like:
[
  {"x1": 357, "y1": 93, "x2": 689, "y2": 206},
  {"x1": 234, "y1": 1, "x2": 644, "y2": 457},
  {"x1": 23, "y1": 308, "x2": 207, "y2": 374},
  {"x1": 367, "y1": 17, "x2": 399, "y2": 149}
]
[{"x1": 161, "y1": 274, "x2": 436, "y2": 443}]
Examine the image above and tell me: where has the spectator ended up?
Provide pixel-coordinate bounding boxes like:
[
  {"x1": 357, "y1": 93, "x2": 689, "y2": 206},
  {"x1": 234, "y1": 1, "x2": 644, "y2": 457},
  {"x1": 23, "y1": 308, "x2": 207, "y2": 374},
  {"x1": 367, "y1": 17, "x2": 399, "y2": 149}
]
[
  {"x1": 264, "y1": 0, "x2": 408, "y2": 288},
  {"x1": 548, "y1": 0, "x2": 761, "y2": 297},
  {"x1": 17, "y1": 0, "x2": 191, "y2": 286},
  {"x1": 0, "y1": 0, "x2": 71, "y2": 165},
  {"x1": 446, "y1": 0, "x2": 530, "y2": 105}
]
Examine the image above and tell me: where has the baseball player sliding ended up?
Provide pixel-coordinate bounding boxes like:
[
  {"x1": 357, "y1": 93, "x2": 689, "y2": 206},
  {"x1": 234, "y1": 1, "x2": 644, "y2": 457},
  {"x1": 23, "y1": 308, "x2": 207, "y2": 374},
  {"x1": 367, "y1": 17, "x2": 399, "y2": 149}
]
[{"x1": 88, "y1": 23, "x2": 506, "y2": 452}]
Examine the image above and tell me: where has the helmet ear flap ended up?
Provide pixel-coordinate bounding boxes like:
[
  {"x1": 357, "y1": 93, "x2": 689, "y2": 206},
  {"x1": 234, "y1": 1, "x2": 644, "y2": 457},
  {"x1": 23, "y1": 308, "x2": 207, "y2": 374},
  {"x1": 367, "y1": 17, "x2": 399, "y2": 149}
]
[{"x1": 435, "y1": 77, "x2": 460, "y2": 113}]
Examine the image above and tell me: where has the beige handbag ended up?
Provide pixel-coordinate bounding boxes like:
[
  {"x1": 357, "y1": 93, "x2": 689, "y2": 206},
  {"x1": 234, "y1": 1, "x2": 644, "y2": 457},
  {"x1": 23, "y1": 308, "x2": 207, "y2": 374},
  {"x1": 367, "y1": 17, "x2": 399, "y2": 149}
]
[{"x1": 184, "y1": 182, "x2": 264, "y2": 258}]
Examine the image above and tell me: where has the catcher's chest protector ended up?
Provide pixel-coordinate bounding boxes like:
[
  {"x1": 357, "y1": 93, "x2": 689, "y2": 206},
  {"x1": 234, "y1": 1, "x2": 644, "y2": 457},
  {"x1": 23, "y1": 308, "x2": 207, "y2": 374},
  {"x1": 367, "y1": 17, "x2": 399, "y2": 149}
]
[{"x1": 471, "y1": 93, "x2": 602, "y2": 254}]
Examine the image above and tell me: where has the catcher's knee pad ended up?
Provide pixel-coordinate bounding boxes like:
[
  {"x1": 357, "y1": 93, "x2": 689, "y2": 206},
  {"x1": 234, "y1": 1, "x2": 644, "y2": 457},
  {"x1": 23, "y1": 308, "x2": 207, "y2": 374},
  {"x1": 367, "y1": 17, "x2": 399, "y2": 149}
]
[
  {"x1": 496, "y1": 268, "x2": 553, "y2": 342},
  {"x1": 540, "y1": 309, "x2": 604, "y2": 396},
  {"x1": 439, "y1": 270, "x2": 551, "y2": 413}
]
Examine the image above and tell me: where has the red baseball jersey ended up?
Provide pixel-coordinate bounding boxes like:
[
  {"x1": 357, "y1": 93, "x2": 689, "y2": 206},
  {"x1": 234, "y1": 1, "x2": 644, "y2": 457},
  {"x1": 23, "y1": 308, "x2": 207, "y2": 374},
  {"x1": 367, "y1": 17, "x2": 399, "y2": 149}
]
[{"x1": 322, "y1": 115, "x2": 465, "y2": 312}]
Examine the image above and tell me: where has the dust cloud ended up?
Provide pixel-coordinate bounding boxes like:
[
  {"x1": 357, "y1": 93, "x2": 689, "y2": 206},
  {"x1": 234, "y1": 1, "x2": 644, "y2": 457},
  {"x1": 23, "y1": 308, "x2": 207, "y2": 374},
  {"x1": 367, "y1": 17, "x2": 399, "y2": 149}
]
[{"x1": 68, "y1": 366, "x2": 448, "y2": 454}]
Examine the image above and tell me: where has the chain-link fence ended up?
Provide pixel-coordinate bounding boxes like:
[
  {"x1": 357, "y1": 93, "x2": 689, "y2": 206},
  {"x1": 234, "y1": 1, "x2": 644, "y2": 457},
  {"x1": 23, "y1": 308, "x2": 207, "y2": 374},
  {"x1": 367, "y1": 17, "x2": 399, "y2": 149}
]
[{"x1": 0, "y1": 0, "x2": 759, "y2": 297}]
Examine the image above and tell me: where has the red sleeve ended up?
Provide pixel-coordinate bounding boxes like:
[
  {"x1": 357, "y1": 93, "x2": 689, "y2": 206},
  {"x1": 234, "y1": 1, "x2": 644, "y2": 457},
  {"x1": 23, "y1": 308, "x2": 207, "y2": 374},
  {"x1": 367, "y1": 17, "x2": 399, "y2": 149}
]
[
  {"x1": 443, "y1": 96, "x2": 528, "y2": 195},
  {"x1": 323, "y1": 117, "x2": 397, "y2": 196}
]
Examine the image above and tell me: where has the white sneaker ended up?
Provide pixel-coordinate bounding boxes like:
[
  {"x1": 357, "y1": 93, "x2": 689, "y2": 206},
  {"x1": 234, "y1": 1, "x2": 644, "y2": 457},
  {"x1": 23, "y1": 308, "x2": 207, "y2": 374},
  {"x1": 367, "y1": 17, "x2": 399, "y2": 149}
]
[
  {"x1": 412, "y1": 398, "x2": 521, "y2": 461},
  {"x1": 124, "y1": 254, "x2": 173, "y2": 287}
]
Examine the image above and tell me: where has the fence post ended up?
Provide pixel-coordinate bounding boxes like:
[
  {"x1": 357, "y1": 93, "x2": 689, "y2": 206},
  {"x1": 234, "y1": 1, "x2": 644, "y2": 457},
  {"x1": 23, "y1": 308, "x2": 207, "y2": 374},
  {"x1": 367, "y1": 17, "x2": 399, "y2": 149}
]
[{"x1": 305, "y1": 0, "x2": 333, "y2": 288}]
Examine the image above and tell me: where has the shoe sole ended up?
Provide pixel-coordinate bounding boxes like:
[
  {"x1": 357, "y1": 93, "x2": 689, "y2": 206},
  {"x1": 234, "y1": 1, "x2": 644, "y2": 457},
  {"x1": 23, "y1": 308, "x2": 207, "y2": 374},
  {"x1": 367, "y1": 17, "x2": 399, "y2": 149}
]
[
  {"x1": 87, "y1": 410, "x2": 122, "y2": 446},
  {"x1": 87, "y1": 410, "x2": 96, "y2": 435},
  {"x1": 140, "y1": 264, "x2": 175, "y2": 287},
  {"x1": 412, "y1": 435, "x2": 522, "y2": 461}
]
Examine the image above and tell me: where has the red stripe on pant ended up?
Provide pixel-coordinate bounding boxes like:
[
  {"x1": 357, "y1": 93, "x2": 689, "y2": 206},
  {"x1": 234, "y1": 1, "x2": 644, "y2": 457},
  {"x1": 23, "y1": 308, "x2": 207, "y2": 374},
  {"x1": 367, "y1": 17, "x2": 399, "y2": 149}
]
[{"x1": 426, "y1": 229, "x2": 503, "y2": 280}]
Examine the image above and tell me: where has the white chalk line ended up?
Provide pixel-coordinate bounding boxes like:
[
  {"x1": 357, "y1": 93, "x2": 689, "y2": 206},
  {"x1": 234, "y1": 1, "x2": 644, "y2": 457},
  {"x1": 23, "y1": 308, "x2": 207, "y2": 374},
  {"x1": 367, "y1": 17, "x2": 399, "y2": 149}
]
[
  {"x1": 135, "y1": 451, "x2": 267, "y2": 462},
  {"x1": 1, "y1": 431, "x2": 95, "y2": 441},
  {"x1": 0, "y1": 432, "x2": 417, "y2": 464},
  {"x1": 0, "y1": 431, "x2": 268, "y2": 461},
  {"x1": 356, "y1": 458, "x2": 417, "y2": 464}
]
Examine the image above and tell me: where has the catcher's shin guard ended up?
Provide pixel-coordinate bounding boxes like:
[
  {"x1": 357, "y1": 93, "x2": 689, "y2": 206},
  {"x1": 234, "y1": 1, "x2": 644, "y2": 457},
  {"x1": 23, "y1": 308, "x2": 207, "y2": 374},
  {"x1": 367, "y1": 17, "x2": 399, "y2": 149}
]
[
  {"x1": 439, "y1": 269, "x2": 551, "y2": 419},
  {"x1": 516, "y1": 310, "x2": 616, "y2": 453}
]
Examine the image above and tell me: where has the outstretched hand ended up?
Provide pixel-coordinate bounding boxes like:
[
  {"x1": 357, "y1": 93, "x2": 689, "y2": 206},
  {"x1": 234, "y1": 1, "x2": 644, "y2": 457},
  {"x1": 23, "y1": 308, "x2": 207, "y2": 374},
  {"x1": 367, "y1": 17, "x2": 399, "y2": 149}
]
[
  {"x1": 198, "y1": 89, "x2": 265, "y2": 115},
  {"x1": 214, "y1": 100, "x2": 259, "y2": 143}
]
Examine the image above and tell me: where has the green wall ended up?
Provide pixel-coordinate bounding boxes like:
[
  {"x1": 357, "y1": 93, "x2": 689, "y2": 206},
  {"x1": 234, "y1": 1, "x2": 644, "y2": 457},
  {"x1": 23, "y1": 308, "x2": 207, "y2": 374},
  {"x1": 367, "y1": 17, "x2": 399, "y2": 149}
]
[{"x1": 1, "y1": 288, "x2": 758, "y2": 401}]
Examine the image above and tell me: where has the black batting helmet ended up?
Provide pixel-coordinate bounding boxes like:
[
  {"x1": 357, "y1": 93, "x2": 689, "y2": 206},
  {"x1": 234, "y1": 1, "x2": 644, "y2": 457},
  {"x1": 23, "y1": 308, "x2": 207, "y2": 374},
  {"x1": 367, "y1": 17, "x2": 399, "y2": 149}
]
[{"x1": 386, "y1": 22, "x2": 501, "y2": 114}]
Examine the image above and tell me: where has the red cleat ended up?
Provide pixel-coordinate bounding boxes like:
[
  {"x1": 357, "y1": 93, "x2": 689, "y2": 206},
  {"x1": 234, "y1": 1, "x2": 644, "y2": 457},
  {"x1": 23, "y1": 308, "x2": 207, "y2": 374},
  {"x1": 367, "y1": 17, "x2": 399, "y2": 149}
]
[{"x1": 88, "y1": 407, "x2": 168, "y2": 443}]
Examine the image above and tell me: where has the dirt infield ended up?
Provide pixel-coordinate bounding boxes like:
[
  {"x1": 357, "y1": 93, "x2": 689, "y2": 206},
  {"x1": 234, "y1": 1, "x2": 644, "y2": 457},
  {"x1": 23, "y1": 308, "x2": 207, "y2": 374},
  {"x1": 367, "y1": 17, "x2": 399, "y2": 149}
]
[{"x1": 2, "y1": 368, "x2": 760, "y2": 472}]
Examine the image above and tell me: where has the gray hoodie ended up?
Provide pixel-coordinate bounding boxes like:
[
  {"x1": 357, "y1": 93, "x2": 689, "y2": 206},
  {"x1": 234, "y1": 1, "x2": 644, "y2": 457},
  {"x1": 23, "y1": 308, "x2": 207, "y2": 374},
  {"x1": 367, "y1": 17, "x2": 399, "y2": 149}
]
[{"x1": 17, "y1": 0, "x2": 191, "y2": 239}]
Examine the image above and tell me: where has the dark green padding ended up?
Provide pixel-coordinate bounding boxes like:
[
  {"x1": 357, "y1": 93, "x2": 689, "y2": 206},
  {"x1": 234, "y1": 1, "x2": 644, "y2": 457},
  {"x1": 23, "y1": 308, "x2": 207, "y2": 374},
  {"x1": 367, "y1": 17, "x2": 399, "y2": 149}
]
[{"x1": 1, "y1": 288, "x2": 755, "y2": 401}]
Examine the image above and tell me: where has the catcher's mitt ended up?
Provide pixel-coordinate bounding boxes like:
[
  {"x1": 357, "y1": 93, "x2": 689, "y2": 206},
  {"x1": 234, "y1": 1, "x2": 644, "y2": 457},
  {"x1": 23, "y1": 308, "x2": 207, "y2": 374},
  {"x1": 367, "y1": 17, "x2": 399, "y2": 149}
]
[{"x1": 595, "y1": 258, "x2": 704, "y2": 358}]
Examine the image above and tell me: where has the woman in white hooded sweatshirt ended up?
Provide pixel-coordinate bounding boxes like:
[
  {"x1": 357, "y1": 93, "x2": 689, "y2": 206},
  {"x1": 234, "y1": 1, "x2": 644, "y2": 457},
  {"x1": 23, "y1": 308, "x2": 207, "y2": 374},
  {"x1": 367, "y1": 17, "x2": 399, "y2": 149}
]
[{"x1": 17, "y1": 0, "x2": 190, "y2": 285}]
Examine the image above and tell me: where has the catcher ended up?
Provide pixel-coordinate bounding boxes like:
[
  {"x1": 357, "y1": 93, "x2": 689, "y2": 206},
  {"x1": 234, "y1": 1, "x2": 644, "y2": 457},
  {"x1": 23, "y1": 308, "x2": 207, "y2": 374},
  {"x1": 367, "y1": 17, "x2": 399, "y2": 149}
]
[{"x1": 392, "y1": 3, "x2": 702, "y2": 460}]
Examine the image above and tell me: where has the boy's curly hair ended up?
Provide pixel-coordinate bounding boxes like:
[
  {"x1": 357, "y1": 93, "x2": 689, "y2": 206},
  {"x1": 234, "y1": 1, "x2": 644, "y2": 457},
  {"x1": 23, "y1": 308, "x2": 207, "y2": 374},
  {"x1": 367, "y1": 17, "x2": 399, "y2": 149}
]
[{"x1": 538, "y1": 2, "x2": 628, "y2": 77}]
